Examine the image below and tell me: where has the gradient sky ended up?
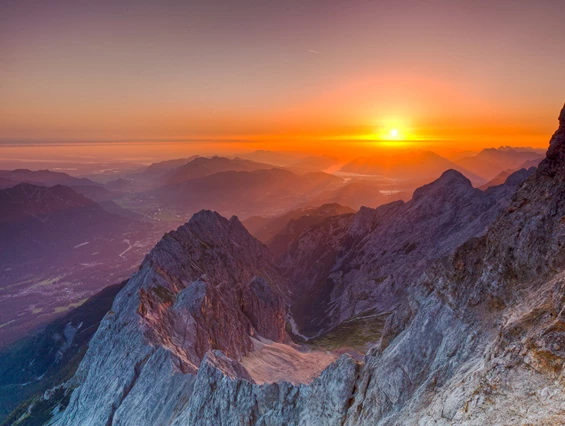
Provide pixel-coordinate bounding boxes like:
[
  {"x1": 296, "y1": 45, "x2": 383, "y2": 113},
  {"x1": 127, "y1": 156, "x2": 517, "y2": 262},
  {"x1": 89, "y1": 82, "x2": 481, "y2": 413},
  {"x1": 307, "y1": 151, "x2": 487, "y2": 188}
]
[{"x1": 1, "y1": 0, "x2": 565, "y2": 156}]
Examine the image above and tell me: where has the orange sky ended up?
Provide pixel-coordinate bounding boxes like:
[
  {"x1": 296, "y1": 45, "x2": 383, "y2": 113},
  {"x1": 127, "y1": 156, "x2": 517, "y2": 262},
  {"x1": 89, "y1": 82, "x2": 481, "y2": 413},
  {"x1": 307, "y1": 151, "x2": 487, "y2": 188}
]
[{"x1": 1, "y1": 0, "x2": 564, "y2": 161}]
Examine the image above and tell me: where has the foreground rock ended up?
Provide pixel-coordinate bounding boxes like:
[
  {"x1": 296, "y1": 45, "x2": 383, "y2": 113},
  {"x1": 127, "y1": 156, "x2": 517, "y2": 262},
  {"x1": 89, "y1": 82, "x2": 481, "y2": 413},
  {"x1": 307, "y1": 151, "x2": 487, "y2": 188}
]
[
  {"x1": 53, "y1": 211, "x2": 339, "y2": 425},
  {"x1": 341, "y1": 103, "x2": 565, "y2": 425}
]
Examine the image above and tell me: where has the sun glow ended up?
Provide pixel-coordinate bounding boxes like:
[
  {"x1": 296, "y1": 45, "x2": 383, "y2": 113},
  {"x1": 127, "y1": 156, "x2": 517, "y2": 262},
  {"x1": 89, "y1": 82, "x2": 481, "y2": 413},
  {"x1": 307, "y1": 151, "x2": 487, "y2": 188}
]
[
  {"x1": 380, "y1": 128, "x2": 408, "y2": 148},
  {"x1": 373, "y1": 115, "x2": 413, "y2": 143}
]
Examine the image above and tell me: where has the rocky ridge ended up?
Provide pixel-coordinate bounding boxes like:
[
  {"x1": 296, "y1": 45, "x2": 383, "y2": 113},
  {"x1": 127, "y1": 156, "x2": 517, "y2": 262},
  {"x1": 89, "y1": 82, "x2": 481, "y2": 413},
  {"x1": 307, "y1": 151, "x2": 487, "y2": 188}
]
[
  {"x1": 53, "y1": 211, "x2": 297, "y2": 425},
  {"x1": 281, "y1": 166, "x2": 535, "y2": 334},
  {"x1": 341, "y1": 103, "x2": 565, "y2": 425}
]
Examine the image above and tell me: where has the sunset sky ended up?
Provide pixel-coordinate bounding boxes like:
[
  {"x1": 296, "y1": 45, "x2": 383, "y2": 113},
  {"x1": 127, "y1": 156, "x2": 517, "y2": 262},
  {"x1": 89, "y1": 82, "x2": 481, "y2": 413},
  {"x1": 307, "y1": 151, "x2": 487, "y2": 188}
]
[{"x1": 1, "y1": 0, "x2": 565, "y2": 159}]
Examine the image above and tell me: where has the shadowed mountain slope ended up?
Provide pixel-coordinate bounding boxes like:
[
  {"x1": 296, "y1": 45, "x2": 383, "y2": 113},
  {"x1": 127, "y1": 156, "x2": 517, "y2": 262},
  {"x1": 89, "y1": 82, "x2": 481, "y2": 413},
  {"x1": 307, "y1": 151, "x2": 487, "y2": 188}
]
[
  {"x1": 281, "y1": 167, "x2": 533, "y2": 334},
  {"x1": 163, "y1": 156, "x2": 274, "y2": 186},
  {"x1": 455, "y1": 147, "x2": 544, "y2": 181},
  {"x1": 159, "y1": 168, "x2": 343, "y2": 219},
  {"x1": 0, "y1": 184, "x2": 131, "y2": 265},
  {"x1": 0, "y1": 169, "x2": 100, "y2": 188}
]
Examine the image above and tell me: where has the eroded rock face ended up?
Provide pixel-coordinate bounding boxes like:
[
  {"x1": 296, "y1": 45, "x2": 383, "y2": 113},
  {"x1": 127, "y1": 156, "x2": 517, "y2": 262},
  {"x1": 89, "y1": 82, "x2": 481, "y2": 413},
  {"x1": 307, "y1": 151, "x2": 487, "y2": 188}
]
[
  {"x1": 54, "y1": 210, "x2": 290, "y2": 425},
  {"x1": 171, "y1": 351, "x2": 359, "y2": 426},
  {"x1": 340, "y1": 103, "x2": 565, "y2": 425},
  {"x1": 281, "y1": 166, "x2": 534, "y2": 334}
]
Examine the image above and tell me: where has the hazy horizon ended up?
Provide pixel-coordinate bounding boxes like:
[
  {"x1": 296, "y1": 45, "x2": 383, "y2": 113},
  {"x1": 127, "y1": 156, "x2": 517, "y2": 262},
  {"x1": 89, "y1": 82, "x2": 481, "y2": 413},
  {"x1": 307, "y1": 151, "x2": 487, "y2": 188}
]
[{"x1": 2, "y1": 0, "x2": 565, "y2": 155}]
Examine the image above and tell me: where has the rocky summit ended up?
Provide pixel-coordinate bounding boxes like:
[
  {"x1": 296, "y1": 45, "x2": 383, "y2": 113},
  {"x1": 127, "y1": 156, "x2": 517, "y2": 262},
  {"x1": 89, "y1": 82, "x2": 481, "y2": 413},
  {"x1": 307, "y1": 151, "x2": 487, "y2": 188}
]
[{"x1": 43, "y1": 106, "x2": 565, "y2": 425}]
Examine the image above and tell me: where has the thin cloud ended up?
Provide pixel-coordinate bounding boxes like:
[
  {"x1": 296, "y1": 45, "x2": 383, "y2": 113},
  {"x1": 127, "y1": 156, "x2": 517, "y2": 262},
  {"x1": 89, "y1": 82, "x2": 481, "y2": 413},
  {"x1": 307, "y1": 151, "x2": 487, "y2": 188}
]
[
  {"x1": 308, "y1": 49, "x2": 321, "y2": 54},
  {"x1": 211, "y1": 108, "x2": 227, "y2": 116},
  {"x1": 211, "y1": 106, "x2": 249, "y2": 116}
]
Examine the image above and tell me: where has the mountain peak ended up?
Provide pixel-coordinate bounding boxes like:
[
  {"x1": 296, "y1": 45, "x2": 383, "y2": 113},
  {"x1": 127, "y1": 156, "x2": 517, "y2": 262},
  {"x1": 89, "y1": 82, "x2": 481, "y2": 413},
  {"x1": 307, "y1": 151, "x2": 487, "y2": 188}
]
[
  {"x1": 412, "y1": 169, "x2": 472, "y2": 202},
  {"x1": 439, "y1": 168, "x2": 470, "y2": 182},
  {"x1": 177, "y1": 210, "x2": 250, "y2": 242},
  {"x1": 188, "y1": 209, "x2": 225, "y2": 225},
  {"x1": 552, "y1": 102, "x2": 565, "y2": 141},
  {"x1": 149, "y1": 209, "x2": 265, "y2": 272},
  {"x1": 538, "y1": 102, "x2": 565, "y2": 179},
  {"x1": 503, "y1": 167, "x2": 537, "y2": 187}
]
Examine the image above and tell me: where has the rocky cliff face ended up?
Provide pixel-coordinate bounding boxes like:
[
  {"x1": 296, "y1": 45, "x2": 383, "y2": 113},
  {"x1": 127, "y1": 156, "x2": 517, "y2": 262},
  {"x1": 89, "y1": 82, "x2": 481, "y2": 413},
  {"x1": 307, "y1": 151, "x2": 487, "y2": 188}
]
[
  {"x1": 281, "y1": 166, "x2": 534, "y2": 334},
  {"x1": 266, "y1": 203, "x2": 355, "y2": 259},
  {"x1": 341, "y1": 103, "x2": 565, "y2": 425},
  {"x1": 51, "y1": 105, "x2": 565, "y2": 426},
  {"x1": 53, "y1": 211, "x2": 292, "y2": 425}
]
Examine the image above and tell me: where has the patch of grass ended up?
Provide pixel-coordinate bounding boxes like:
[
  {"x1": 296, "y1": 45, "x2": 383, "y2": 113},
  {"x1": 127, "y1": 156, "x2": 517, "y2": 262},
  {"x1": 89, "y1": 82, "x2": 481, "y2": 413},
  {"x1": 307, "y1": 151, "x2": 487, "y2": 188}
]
[
  {"x1": 53, "y1": 298, "x2": 88, "y2": 314},
  {"x1": 199, "y1": 239, "x2": 216, "y2": 250},
  {"x1": 31, "y1": 275, "x2": 64, "y2": 289},
  {"x1": 1, "y1": 386, "x2": 73, "y2": 426},
  {"x1": 152, "y1": 285, "x2": 175, "y2": 304},
  {"x1": 307, "y1": 310, "x2": 389, "y2": 352}
]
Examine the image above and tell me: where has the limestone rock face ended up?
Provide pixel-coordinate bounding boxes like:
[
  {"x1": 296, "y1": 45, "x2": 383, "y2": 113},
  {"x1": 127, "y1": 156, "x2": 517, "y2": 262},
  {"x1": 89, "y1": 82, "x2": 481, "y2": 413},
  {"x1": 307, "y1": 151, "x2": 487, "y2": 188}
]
[
  {"x1": 54, "y1": 210, "x2": 289, "y2": 425},
  {"x1": 171, "y1": 352, "x2": 359, "y2": 426},
  {"x1": 340, "y1": 103, "x2": 565, "y2": 425},
  {"x1": 281, "y1": 166, "x2": 533, "y2": 334}
]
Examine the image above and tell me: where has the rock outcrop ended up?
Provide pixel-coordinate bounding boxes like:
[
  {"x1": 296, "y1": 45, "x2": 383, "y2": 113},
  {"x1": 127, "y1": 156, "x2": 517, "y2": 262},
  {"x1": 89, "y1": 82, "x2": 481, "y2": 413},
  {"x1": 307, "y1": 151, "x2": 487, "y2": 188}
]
[
  {"x1": 281, "y1": 166, "x2": 534, "y2": 334},
  {"x1": 341, "y1": 103, "x2": 565, "y2": 425},
  {"x1": 54, "y1": 211, "x2": 291, "y2": 425}
]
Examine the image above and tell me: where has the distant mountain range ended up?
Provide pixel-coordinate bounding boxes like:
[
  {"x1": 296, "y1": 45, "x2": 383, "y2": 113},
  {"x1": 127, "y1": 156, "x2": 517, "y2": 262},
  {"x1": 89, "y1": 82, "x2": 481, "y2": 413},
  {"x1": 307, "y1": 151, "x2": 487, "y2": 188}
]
[
  {"x1": 163, "y1": 156, "x2": 274, "y2": 186},
  {"x1": 454, "y1": 147, "x2": 544, "y2": 181},
  {"x1": 305, "y1": 180, "x2": 410, "y2": 210},
  {"x1": 141, "y1": 155, "x2": 200, "y2": 178},
  {"x1": 340, "y1": 150, "x2": 485, "y2": 186},
  {"x1": 285, "y1": 155, "x2": 340, "y2": 173},
  {"x1": 0, "y1": 183, "x2": 161, "y2": 349},
  {"x1": 159, "y1": 167, "x2": 344, "y2": 218},
  {"x1": 243, "y1": 203, "x2": 355, "y2": 258},
  {"x1": 0, "y1": 183, "x2": 132, "y2": 272},
  {"x1": 236, "y1": 150, "x2": 306, "y2": 166},
  {"x1": 0, "y1": 169, "x2": 101, "y2": 188}
]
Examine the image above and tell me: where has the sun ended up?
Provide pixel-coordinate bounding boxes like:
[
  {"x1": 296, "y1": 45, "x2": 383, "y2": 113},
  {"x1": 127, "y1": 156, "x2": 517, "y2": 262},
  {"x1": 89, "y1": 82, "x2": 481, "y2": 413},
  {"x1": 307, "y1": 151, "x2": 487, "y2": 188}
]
[
  {"x1": 360, "y1": 116, "x2": 414, "y2": 146},
  {"x1": 381, "y1": 127, "x2": 403, "y2": 141}
]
